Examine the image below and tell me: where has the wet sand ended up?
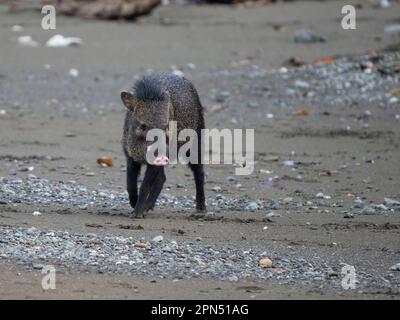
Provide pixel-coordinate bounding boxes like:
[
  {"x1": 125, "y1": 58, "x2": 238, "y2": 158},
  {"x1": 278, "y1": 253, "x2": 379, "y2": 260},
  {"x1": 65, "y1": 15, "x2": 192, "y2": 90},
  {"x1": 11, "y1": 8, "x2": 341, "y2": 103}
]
[{"x1": 0, "y1": 1, "x2": 400, "y2": 299}]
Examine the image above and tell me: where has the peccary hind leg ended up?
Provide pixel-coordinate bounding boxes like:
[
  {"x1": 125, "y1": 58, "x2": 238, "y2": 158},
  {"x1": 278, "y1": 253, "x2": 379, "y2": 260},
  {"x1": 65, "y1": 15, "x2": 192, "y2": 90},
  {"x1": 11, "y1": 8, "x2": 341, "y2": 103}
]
[
  {"x1": 134, "y1": 165, "x2": 165, "y2": 217},
  {"x1": 127, "y1": 157, "x2": 141, "y2": 210},
  {"x1": 189, "y1": 163, "x2": 206, "y2": 212}
]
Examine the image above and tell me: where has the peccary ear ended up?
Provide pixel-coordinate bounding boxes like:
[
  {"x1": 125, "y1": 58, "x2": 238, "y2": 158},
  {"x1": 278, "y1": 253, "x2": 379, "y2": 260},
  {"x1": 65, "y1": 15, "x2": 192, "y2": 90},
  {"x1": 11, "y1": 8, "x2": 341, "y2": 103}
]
[{"x1": 121, "y1": 91, "x2": 139, "y2": 111}]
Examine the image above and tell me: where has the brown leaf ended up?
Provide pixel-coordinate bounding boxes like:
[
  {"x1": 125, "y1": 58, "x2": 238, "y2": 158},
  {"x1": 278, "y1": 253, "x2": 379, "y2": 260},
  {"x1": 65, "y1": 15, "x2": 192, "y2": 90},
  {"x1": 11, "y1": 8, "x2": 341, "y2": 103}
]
[
  {"x1": 97, "y1": 156, "x2": 113, "y2": 167},
  {"x1": 292, "y1": 107, "x2": 310, "y2": 117}
]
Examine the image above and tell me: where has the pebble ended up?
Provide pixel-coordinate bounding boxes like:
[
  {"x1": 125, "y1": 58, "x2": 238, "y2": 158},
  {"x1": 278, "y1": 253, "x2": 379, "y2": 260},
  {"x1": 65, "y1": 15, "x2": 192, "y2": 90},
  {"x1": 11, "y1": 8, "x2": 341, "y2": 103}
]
[
  {"x1": 18, "y1": 35, "x2": 39, "y2": 47},
  {"x1": 215, "y1": 91, "x2": 231, "y2": 102},
  {"x1": 246, "y1": 201, "x2": 258, "y2": 211},
  {"x1": 316, "y1": 192, "x2": 325, "y2": 199},
  {"x1": 265, "y1": 212, "x2": 280, "y2": 219},
  {"x1": 390, "y1": 263, "x2": 400, "y2": 271},
  {"x1": 294, "y1": 29, "x2": 326, "y2": 43},
  {"x1": 384, "y1": 24, "x2": 400, "y2": 34},
  {"x1": 69, "y1": 68, "x2": 79, "y2": 78},
  {"x1": 383, "y1": 198, "x2": 400, "y2": 208},
  {"x1": 282, "y1": 160, "x2": 295, "y2": 167},
  {"x1": 360, "y1": 206, "x2": 377, "y2": 215},
  {"x1": 11, "y1": 25, "x2": 23, "y2": 32},
  {"x1": 373, "y1": 0, "x2": 390, "y2": 9},
  {"x1": 228, "y1": 275, "x2": 239, "y2": 282},
  {"x1": 64, "y1": 132, "x2": 76, "y2": 138},
  {"x1": 282, "y1": 197, "x2": 293, "y2": 203},
  {"x1": 294, "y1": 80, "x2": 310, "y2": 89},
  {"x1": 389, "y1": 97, "x2": 399, "y2": 104},
  {"x1": 152, "y1": 235, "x2": 164, "y2": 243},
  {"x1": 353, "y1": 198, "x2": 365, "y2": 209},
  {"x1": 258, "y1": 258, "x2": 273, "y2": 268}
]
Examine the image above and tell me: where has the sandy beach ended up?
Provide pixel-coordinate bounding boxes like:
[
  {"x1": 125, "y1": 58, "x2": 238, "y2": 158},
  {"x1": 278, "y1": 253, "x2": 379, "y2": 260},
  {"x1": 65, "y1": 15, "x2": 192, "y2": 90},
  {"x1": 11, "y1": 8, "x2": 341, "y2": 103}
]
[{"x1": 0, "y1": 1, "x2": 400, "y2": 299}]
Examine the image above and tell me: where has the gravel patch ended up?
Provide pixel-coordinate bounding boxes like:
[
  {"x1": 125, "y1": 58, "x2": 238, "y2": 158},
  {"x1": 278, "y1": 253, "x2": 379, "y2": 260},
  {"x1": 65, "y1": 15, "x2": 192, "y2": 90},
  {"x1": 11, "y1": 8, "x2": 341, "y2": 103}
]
[
  {"x1": 0, "y1": 225, "x2": 397, "y2": 291},
  {"x1": 0, "y1": 176, "x2": 276, "y2": 212}
]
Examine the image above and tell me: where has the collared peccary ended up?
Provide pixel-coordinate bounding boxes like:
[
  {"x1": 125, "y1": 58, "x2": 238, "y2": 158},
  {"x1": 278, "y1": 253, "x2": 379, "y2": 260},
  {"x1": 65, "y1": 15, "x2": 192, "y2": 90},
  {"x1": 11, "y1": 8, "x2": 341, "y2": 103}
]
[{"x1": 121, "y1": 74, "x2": 206, "y2": 217}]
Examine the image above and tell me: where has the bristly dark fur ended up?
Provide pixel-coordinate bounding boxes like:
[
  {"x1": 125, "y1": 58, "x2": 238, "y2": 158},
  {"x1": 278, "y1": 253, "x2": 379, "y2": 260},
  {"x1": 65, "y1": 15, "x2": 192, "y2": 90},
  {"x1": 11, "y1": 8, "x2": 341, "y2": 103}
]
[{"x1": 133, "y1": 76, "x2": 166, "y2": 102}]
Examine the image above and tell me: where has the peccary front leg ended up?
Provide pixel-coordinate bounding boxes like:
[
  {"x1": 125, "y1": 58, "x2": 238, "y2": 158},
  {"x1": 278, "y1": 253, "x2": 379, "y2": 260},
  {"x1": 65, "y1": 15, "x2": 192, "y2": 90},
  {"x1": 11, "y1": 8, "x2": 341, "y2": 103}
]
[
  {"x1": 135, "y1": 165, "x2": 165, "y2": 217},
  {"x1": 127, "y1": 157, "x2": 141, "y2": 210},
  {"x1": 144, "y1": 168, "x2": 166, "y2": 212},
  {"x1": 189, "y1": 163, "x2": 206, "y2": 212}
]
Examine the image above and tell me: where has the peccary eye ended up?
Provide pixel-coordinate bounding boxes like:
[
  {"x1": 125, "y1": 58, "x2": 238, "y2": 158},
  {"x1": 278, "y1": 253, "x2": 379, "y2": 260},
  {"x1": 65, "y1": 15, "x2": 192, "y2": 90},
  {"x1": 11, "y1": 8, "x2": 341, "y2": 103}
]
[{"x1": 132, "y1": 121, "x2": 147, "y2": 131}]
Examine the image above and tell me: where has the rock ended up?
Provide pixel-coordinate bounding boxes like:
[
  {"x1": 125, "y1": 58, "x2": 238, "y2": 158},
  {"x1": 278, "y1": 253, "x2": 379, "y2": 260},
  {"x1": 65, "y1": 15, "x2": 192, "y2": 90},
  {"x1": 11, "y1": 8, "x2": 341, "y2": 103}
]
[
  {"x1": 294, "y1": 80, "x2": 310, "y2": 89},
  {"x1": 32, "y1": 211, "x2": 42, "y2": 216},
  {"x1": 353, "y1": 198, "x2": 365, "y2": 209},
  {"x1": 211, "y1": 186, "x2": 222, "y2": 192},
  {"x1": 294, "y1": 30, "x2": 326, "y2": 43},
  {"x1": 64, "y1": 132, "x2": 76, "y2": 138},
  {"x1": 227, "y1": 275, "x2": 239, "y2": 282},
  {"x1": 389, "y1": 97, "x2": 399, "y2": 104},
  {"x1": 265, "y1": 212, "x2": 280, "y2": 219},
  {"x1": 32, "y1": 264, "x2": 44, "y2": 270},
  {"x1": 360, "y1": 206, "x2": 377, "y2": 215},
  {"x1": 316, "y1": 192, "x2": 325, "y2": 199},
  {"x1": 384, "y1": 24, "x2": 400, "y2": 34},
  {"x1": 282, "y1": 160, "x2": 295, "y2": 167},
  {"x1": 215, "y1": 91, "x2": 231, "y2": 102},
  {"x1": 344, "y1": 212, "x2": 354, "y2": 219},
  {"x1": 152, "y1": 235, "x2": 163, "y2": 243},
  {"x1": 17, "y1": 35, "x2": 39, "y2": 47},
  {"x1": 258, "y1": 258, "x2": 273, "y2": 268},
  {"x1": 390, "y1": 263, "x2": 400, "y2": 271},
  {"x1": 282, "y1": 197, "x2": 293, "y2": 203},
  {"x1": 383, "y1": 197, "x2": 400, "y2": 208},
  {"x1": 69, "y1": 68, "x2": 79, "y2": 78},
  {"x1": 373, "y1": 0, "x2": 391, "y2": 9},
  {"x1": 11, "y1": 25, "x2": 23, "y2": 32},
  {"x1": 373, "y1": 204, "x2": 388, "y2": 211},
  {"x1": 172, "y1": 69, "x2": 184, "y2": 77},
  {"x1": 226, "y1": 176, "x2": 236, "y2": 182},
  {"x1": 247, "y1": 101, "x2": 259, "y2": 108},
  {"x1": 246, "y1": 201, "x2": 258, "y2": 211},
  {"x1": 46, "y1": 34, "x2": 83, "y2": 47}
]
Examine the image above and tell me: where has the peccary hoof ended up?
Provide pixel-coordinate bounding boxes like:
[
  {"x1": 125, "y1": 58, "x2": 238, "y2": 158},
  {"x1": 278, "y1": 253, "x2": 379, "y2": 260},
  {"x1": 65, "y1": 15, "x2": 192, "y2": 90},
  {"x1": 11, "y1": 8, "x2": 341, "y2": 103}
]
[
  {"x1": 196, "y1": 204, "x2": 207, "y2": 213},
  {"x1": 134, "y1": 208, "x2": 146, "y2": 218}
]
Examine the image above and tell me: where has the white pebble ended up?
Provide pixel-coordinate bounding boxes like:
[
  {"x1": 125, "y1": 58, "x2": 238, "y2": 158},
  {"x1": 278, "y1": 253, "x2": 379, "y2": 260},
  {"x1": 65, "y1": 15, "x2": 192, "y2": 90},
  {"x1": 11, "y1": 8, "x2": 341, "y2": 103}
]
[
  {"x1": 152, "y1": 235, "x2": 164, "y2": 243},
  {"x1": 69, "y1": 68, "x2": 79, "y2": 78}
]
